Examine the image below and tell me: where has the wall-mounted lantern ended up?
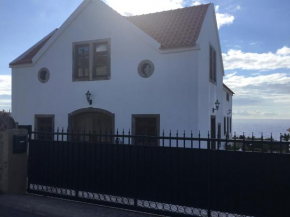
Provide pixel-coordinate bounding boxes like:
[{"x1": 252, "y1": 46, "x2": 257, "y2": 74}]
[
  {"x1": 227, "y1": 109, "x2": 232, "y2": 115},
  {"x1": 86, "y1": 90, "x2": 92, "y2": 105},
  {"x1": 212, "y1": 100, "x2": 220, "y2": 113}
]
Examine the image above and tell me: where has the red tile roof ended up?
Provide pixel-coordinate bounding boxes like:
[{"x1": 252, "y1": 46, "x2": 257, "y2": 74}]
[
  {"x1": 127, "y1": 4, "x2": 210, "y2": 49},
  {"x1": 10, "y1": 4, "x2": 210, "y2": 66},
  {"x1": 9, "y1": 29, "x2": 58, "y2": 67}
]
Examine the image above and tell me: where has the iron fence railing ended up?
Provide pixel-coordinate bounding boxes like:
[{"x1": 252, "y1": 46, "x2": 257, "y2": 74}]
[
  {"x1": 25, "y1": 129, "x2": 290, "y2": 217},
  {"x1": 28, "y1": 129, "x2": 290, "y2": 154}
]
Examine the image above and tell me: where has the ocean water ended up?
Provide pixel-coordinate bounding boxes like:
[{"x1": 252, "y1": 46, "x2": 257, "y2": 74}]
[{"x1": 233, "y1": 119, "x2": 290, "y2": 140}]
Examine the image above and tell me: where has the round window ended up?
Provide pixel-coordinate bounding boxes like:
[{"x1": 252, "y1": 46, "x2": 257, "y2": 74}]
[
  {"x1": 138, "y1": 60, "x2": 154, "y2": 78},
  {"x1": 38, "y1": 68, "x2": 50, "y2": 83}
]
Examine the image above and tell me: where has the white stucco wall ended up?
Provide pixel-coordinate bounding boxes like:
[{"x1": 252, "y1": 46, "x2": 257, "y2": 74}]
[
  {"x1": 196, "y1": 4, "x2": 225, "y2": 139},
  {"x1": 12, "y1": 0, "x2": 199, "y2": 135},
  {"x1": 223, "y1": 89, "x2": 233, "y2": 138}
]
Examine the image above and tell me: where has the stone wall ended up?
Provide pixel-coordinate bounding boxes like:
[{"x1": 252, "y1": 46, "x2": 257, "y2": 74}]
[{"x1": 0, "y1": 129, "x2": 28, "y2": 194}]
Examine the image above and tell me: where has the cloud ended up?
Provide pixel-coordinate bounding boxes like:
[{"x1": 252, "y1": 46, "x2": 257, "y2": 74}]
[
  {"x1": 0, "y1": 75, "x2": 11, "y2": 95},
  {"x1": 224, "y1": 4, "x2": 241, "y2": 13},
  {"x1": 216, "y1": 13, "x2": 234, "y2": 28},
  {"x1": 0, "y1": 75, "x2": 11, "y2": 111},
  {"x1": 104, "y1": 0, "x2": 235, "y2": 29},
  {"x1": 104, "y1": 0, "x2": 183, "y2": 16},
  {"x1": 226, "y1": 44, "x2": 241, "y2": 49},
  {"x1": 223, "y1": 46, "x2": 290, "y2": 70},
  {"x1": 215, "y1": 5, "x2": 235, "y2": 29},
  {"x1": 191, "y1": 0, "x2": 205, "y2": 6},
  {"x1": 277, "y1": 46, "x2": 290, "y2": 56},
  {"x1": 181, "y1": 0, "x2": 206, "y2": 6},
  {"x1": 224, "y1": 72, "x2": 290, "y2": 118},
  {"x1": 225, "y1": 72, "x2": 290, "y2": 88},
  {"x1": 233, "y1": 110, "x2": 280, "y2": 117},
  {"x1": 249, "y1": 41, "x2": 262, "y2": 46}
]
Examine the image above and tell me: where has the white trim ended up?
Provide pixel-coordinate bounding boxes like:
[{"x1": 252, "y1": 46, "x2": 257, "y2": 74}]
[
  {"x1": 10, "y1": 63, "x2": 34, "y2": 68},
  {"x1": 159, "y1": 45, "x2": 201, "y2": 54},
  {"x1": 9, "y1": 29, "x2": 57, "y2": 68},
  {"x1": 223, "y1": 87, "x2": 234, "y2": 96}
]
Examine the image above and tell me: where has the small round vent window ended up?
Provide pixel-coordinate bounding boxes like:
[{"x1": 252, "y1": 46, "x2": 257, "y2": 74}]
[
  {"x1": 138, "y1": 60, "x2": 154, "y2": 78},
  {"x1": 38, "y1": 68, "x2": 50, "y2": 83}
]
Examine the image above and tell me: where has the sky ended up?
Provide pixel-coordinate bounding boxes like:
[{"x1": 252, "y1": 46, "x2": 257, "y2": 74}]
[{"x1": 0, "y1": 0, "x2": 290, "y2": 119}]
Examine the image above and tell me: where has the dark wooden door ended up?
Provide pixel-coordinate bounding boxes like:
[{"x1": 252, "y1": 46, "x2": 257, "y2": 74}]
[
  {"x1": 72, "y1": 112, "x2": 113, "y2": 142},
  {"x1": 211, "y1": 116, "x2": 216, "y2": 149}
]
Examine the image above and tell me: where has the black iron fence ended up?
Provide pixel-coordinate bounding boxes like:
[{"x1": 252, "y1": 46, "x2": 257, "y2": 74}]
[{"x1": 27, "y1": 129, "x2": 290, "y2": 217}]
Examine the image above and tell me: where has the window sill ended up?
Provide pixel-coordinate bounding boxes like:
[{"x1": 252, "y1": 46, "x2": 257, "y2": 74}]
[
  {"x1": 209, "y1": 79, "x2": 217, "y2": 85},
  {"x1": 73, "y1": 77, "x2": 110, "y2": 82}
]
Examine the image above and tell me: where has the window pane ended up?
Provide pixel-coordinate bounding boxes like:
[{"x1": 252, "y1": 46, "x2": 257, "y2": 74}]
[
  {"x1": 36, "y1": 117, "x2": 54, "y2": 141},
  {"x1": 134, "y1": 116, "x2": 159, "y2": 146},
  {"x1": 78, "y1": 68, "x2": 83, "y2": 77},
  {"x1": 84, "y1": 56, "x2": 89, "y2": 76},
  {"x1": 78, "y1": 46, "x2": 89, "y2": 54},
  {"x1": 96, "y1": 66, "x2": 108, "y2": 76},
  {"x1": 209, "y1": 47, "x2": 212, "y2": 80},
  {"x1": 213, "y1": 50, "x2": 216, "y2": 82},
  {"x1": 94, "y1": 43, "x2": 108, "y2": 77},
  {"x1": 209, "y1": 46, "x2": 216, "y2": 82},
  {"x1": 96, "y1": 54, "x2": 108, "y2": 65},
  {"x1": 74, "y1": 41, "x2": 110, "y2": 80},
  {"x1": 75, "y1": 44, "x2": 89, "y2": 78},
  {"x1": 96, "y1": 44, "x2": 108, "y2": 52}
]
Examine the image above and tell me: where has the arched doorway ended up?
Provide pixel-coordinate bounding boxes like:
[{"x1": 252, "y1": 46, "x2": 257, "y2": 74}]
[{"x1": 68, "y1": 108, "x2": 114, "y2": 142}]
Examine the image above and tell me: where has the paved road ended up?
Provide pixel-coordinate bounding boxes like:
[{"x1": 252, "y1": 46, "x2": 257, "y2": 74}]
[
  {"x1": 0, "y1": 194, "x2": 155, "y2": 217},
  {"x1": 0, "y1": 205, "x2": 49, "y2": 217}
]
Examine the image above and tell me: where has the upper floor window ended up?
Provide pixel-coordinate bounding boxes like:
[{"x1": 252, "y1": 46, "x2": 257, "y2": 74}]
[
  {"x1": 226, "y1": 92, "x2": 230, "y2": 101},
  {"x1": 73, "y1": 39, "x2": 110, "y2": 81},
  {"x1": 209, "y1": 45, "x2": 216, "y2": 83}
]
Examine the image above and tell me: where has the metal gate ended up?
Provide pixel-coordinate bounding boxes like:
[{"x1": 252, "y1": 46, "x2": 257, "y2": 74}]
[{"x1": 27, "y1": 130, "x2": 290, "y2": 217}]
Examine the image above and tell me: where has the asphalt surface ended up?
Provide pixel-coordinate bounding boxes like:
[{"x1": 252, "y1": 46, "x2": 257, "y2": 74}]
[
  {"x1": 0, "y1": 194, "x2": 156, "y2": 217},
  {"x1": 0, "y1": 205, "x2": 48, "y2": 217}
]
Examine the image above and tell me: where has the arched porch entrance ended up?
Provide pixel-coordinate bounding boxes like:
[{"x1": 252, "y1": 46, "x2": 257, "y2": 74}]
[{"x1": 68, "y1": 108, "x2": 115, "y2": 142}]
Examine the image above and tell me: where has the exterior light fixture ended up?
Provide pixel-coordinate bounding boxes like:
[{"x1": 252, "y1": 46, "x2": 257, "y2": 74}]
[
  {"x1": 86, "y1": 90, "x2": 92, "y2": 105},
  {"x1": 227, "y1": 109, "x2": 232, "y2": 115},
  {"x1": 212, "y1": 100, "x2": 220, "y2": 113}
]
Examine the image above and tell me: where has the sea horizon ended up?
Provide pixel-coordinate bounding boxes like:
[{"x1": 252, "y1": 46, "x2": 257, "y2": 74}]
[{"x1": 232, "y1": 118, "x2": 290, "y2": 140}]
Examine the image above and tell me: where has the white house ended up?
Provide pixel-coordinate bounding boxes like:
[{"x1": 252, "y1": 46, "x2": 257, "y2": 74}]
[
  {"x1": 223, "y1": 84, "x2": 234, "y2": 138},
  {"x1": 10, "y1": 0, "x2": 233, "y2": 144}
]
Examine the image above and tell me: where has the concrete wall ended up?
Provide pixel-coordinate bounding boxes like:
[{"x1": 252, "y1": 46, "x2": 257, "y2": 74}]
[{"x1": 0, "y1": 129, "x2": 28, "y2": 194}]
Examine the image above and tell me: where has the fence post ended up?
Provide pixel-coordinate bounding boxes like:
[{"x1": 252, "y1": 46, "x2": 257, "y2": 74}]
[
  {"x1": 242, "y1": 132, "x2": 245, "y2": 152},
  {"x1": 261, "y1": 133, "x2": 264, "y2": 153},
  {"x1": 134, "y1": 131, "x2": 138, "y2": 209},
  {"x1": 280, "y1": 133, "x2": 283, "y2": 154},
  {"x1": 234, "y1": 132, "x2": 236, "y2": 151},
  {"x1": 75, "y1": 129, "x2": 80, "y2": 199},
  {"x1": 207, "y1": 131, "x2": 211, "y2": 217}
]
